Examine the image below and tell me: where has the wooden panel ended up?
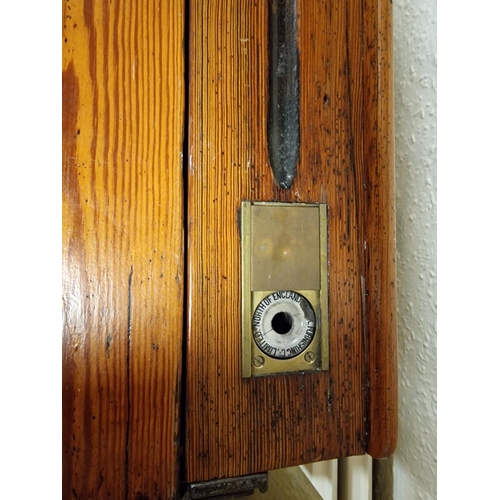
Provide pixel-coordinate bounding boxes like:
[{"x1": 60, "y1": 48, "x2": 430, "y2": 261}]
[
  {"x1": 363, "y1": 0, "x2": 398, "y2": 459},
  {"x1": 62, "y1": 0, "x2": 185, "y2": 498},
  {"x1": 186, "y1": 0, "x2": 396, "y2": 482}
]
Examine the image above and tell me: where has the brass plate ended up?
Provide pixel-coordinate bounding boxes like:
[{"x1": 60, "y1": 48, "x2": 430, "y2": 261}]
[{"x1": 241, "y1": 201, "x2": 329, "y2": 377}]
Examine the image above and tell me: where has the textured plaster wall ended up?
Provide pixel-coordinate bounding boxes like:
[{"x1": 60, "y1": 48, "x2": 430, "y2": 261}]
[{"x1": 391, "y1": 0, "x2": 437, "y2": 498}]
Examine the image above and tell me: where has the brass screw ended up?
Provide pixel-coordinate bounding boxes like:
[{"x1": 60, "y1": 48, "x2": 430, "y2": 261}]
[
  {"x1": 304, "y1": 351, "x2": 316, "y2": 363},
  {"x1": 253, "y1": 356, "x2": 265, "y2": 367}
]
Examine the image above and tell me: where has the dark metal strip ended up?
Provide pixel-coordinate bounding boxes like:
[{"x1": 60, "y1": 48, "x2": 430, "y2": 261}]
[
  {"x1": 186, "y1": 472, "x2": 268, "y2": 499},
  {"x1": 268, "y1": 0, "x2": 300, "y2": 189}
]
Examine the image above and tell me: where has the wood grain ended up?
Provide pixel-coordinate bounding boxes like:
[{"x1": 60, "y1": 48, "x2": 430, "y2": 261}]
[
  {"x1": 363, "y1": 0, "x2": 398, "y2": 459},
  {"x1": 186, "y1": 0, "x2": 395, "y2": 481},
  {"x1": 185, "y1": 0, "x2": 397, "y2": 482},
  {"x1": 62, "y1": 0, "x2": 185, "y2": 498},
  {"x1": 63, "y1": 0, "x2": 396, "y2": 493}
]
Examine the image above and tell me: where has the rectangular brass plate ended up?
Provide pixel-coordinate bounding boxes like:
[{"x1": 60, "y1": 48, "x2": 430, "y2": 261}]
[{"x1": 241, "y1": 201, "x2": 329, "y2": 377}]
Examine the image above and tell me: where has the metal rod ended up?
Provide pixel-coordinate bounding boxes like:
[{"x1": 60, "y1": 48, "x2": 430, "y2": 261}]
[
  {"x1": 267, "y1": 0, "x2": 300, "y2": 189},
  {"x1": 186, "y1": 472, "x2": 268, "y2": 499}
]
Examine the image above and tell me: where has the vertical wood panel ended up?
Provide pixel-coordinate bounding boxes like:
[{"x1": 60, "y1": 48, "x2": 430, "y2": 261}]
[
  {"x1": 363, "y1": 0, "x2": 398, "y2": 459},
  {"x1": 186, "y1": 0, "x2": 397, "y2": 482},
  {"x1": 62, "y1": 0, "x2": 185, "y2": 498}
]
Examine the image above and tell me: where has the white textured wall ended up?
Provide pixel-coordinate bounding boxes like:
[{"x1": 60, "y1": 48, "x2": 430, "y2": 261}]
[{"x1": 392, "y1": 0, "x2": 437, "y2": 497}]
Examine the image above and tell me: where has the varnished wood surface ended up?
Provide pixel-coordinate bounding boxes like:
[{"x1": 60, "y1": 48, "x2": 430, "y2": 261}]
[
  {"x1": 62, "y1": 0, "x2": 185, "y2": 498},
  {"x1": 362, "y1": 0, "x2": 398, "y2": 459},
  {"x1": 62, "y1": 0, "x2": 396, "y2": 495},
  {"x1": 186, "y1": 0, "x2": 396, "y2": 482}
]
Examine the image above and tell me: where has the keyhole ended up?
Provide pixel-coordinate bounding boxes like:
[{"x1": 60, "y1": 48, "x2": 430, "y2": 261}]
[{"x1": 272, "y1": 312, "x2": 293, "y2": 334}]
